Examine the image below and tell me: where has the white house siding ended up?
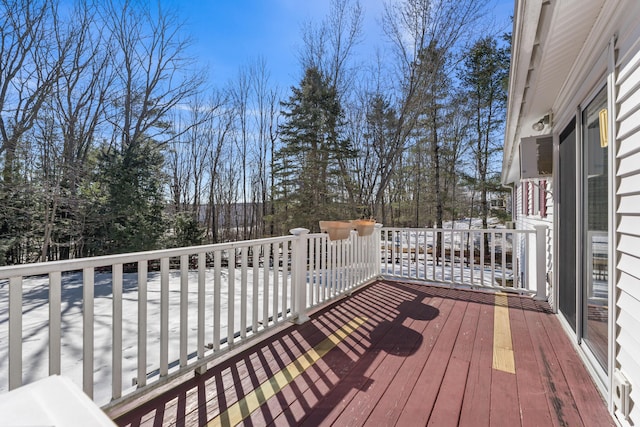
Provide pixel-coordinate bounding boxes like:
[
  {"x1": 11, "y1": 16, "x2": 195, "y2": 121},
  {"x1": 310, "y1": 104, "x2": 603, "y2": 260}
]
[
  {"x1": 515, "y1": 181, "x2": 554, "y2": 299},
  {"x1": 614, "y1": 8, "x2": 640, "y2": 424}
]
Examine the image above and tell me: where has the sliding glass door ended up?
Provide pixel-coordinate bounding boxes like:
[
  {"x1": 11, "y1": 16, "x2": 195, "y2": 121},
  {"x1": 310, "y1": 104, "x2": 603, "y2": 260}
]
[
  {"x1": 558, "y1": 119, "x2": 577, "y2": 331},
  {"x1": 581, "y1": 88, "x2": 609, "y2": 369}
]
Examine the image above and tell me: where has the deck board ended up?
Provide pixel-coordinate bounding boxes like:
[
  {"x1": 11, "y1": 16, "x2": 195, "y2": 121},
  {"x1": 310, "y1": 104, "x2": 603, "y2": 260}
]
[
  {"x1": 536, "y1": 302, "x2": 612, "y2": 424},
  {"x1": 508, "y1": 295, "x2": 554, "y2": 427},
  {"x1": 427, "y1": 301, "x2": 479, "y2": 426},
  {"x1": 522, "y1": 301, "x2": 586, "y2": 427},
  {"x1": 458, "y1": 297, "x2": 494, "y2": 427},
  {"x1": 113, "y1": 280, "x2": 615, "y2": 427},
  {"x1": 394, "y1": 298, "x2": 468, "y2": 426},
  {"x1": 365, "y1": 296, "x2": 447, "y2": 426}
]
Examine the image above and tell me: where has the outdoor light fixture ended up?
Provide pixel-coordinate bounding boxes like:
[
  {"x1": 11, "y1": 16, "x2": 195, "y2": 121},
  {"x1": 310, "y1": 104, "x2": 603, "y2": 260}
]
[{"x1": 532, "y1": 114, "x2": 551, "y2": 131}]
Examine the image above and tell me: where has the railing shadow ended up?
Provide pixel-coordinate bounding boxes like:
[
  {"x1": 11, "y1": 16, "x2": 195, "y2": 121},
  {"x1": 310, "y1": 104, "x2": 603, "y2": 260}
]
[{"x1": 113, "y1": 280, "x2": 441, "y2": 426}]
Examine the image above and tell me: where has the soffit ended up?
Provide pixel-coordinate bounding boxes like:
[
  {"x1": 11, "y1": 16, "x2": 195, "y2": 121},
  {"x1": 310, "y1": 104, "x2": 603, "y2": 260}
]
[{"x1": 503, "y1": 0, "x2": 606, "y2": 184}]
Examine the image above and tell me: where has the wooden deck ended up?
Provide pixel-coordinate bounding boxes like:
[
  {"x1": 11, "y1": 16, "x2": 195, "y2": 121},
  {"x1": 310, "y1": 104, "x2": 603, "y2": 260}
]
[{"x1": 113, "y1": 280, "x2": 614, "y2": 426}]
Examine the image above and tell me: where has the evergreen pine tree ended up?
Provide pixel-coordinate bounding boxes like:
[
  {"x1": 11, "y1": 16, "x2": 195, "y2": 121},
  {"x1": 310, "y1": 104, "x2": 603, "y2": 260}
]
[
  {"x1": 274, "y1": 67, "x2": 354, "y2": 232},
  {"x1": 88, "y1": 140, "x2": 166, "y2": 255},
  {"x1": 459, "y1": 36, "x2": 510, "y2": 230}
]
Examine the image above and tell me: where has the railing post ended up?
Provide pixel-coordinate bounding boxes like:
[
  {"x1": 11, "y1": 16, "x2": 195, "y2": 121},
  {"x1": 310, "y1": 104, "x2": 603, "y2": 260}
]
[
  {"x1": 290, "y1": 228, "x2": 310, "y2": 324},
  {"x1": 374, "y1": 224, "x2": 383, "y2": 277},
  {"x1": 534, "y1": 225, "x2": 548, "y2": 300},
  {"x1": 9, "y1": 276, "x2": 22, "y2": 390}
]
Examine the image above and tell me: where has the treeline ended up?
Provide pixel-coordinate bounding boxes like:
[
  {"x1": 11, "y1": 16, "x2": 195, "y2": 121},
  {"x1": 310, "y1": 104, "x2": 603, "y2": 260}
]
[{"x1": 0, "y1": 0, "x2": 509, "y2": 265}]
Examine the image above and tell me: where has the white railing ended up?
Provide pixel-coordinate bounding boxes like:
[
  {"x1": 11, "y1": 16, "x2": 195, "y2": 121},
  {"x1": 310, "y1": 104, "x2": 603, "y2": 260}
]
[
  {"x1": 0, "y1": 224, "x2": 547, "y2": 409},
  {"x1": 0, "y1": 227, "x2": 380, "y2": 407},
  {"x1": 380, "y1": 226, "x2": 547, "y2": 297}
]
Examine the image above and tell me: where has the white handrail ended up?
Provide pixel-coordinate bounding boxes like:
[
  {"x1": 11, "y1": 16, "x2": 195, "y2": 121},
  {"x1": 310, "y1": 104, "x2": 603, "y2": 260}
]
[
  {"x1": 0, "y1": 227, "x2": 380, "y2": 407},
  {"x1": 0, "y1": 224, "x2": 544, "y2": 409},
  {"x1": 379, "y1": 227, "x2": 545, "y2": 294}
]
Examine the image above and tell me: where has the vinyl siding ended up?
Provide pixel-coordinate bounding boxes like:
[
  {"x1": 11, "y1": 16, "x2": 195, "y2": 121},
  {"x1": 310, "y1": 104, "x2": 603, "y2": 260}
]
[{"x1": 615, "y1": 8, "x2": 640, "y2": 423}]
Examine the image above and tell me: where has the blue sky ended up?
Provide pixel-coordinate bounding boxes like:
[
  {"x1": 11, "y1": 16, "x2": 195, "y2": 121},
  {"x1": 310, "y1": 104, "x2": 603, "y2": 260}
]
[{"x1": 170, "y1": 1, "x2": 514, "y2": 89}]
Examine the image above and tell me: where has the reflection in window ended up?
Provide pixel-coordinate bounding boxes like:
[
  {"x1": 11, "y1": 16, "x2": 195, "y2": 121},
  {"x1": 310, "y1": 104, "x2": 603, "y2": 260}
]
[{"x1": 582, "y1": 87, "x2": 608, "y2": 369}]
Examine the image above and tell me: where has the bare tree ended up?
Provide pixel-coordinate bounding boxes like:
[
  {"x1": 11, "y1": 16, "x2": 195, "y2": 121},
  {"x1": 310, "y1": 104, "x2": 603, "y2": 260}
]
[
  {"x1": 230, "y1": 66, "x2": 251, "y2": 239},
  {"x1": 299, "y1": 0, "x2": 363, "y2": 99},
  {"x1": 40, "y1": 0, "x2": 114, "y2": 260},
  {"x1": 380, "y1": 0, "x2": 483, "y2": 227},
  {"x1": 0, "y1": 0, "x2": 69, "y2": 182},
  {"x1": 101, "y1": 0, "x2": 205, "y2": 152},
  {"x1": 205, "y1": 91, "x2": 233, "y2": 242},
  {"x1": 249, "y1": 57, "x2": 278, "y2": 238}
]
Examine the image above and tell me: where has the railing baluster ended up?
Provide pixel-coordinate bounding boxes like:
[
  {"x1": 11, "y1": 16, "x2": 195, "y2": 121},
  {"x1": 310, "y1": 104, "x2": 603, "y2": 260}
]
[
  {"x1": 262, "y1": 243, "x2": 269, "y2": 329},
  {"x1": 450, "y1": 229, "x2": 455, "y2": 284},
  {"x1": 272, "y1": 243, "x2": 279, "y2": 323},
  {"x1": 524, "y1": 231, "x2": 528, "y2": 289},
  {"x1": 403, "y1": 230, "x2": 407, "y2": 277},
  {"x1": 314, "y1": 237, "x2": 320, "y2": 305},
  {"x1": 325, "y1": 238, "x2": 329, "y2": 301},
  {"x1": 480, "y1": 232, "x2": 485, "y2": 286},
  {"x1": 160, "y1": 258, "x2": 169, "y2": 377},
  {"x1": 428, "y1": 230, "x2": 433, "y2": 281},
  {"x1": 9, "y1": 276, "x2": 22, "y2": 390},
  {"x1": 490, "y1": 232, "x2": 496, "y2": 287},
  {"x1": 281, "y1": 242, "x2": 288, "y2": 319},
  {"x1": 112, "y1": 263, "x2": 123, "y2": 399},
  {"x1": 180, "y1": 255, "x2": 188, "y2": 367},
  {"x1": 420, "y1": 230, "x2": 425, "y2": 280},
  {"x1": 350, "y1": 235, "x2": 356, "y2": 288},
  {"x1": 335, "y1": 240, "x2": 340, "y2": 294},
  {"x1": 357, "y1": 233, "x2": 363, "y2": 285},
  {"x1": 513, "y1": 232, "x2": 520, "y2": 288},
  {"x1": 240, "y1": 247, "x2": 248, "y2": 339},
  {"x1": 214, "y1": 250, "x2": 221, "y2": 351},
  {"x1": 333, "y1": 239, "x2": 337, "y2": 295},
  {"x1": 49, "y1": 272, "x2": 61, "y2": 376},
  {"x1": 391, "y1": 230, "x2": 396, "y2": 276},
  {"x1": 340, "y1": 237, "x2": 354, "y2": 294},
  {"x1": 350, "y1": 235, "x2": 355, "y2": 288},
  {"x1": 396, "y1": 230, "x2": 400, "y2": 277},
  {"x1": 252, "y1": 246, "x2": 259, "y2": 335},
  {"x1": 197, "y1": 253, "x2": 205, "y2": 364},
  {"x1": 344, "y1": 237, "x2": 350, "y2": 290},
  {"x1": 413, "y1": 230, "x2": 419, "y2": 279},
  {"x1": 346, "y1": 237, "x2": 350, "y2": 289},
  {"x1": 440, "y1": 230, "x2": 445, "y2": 282},
  {"x1": 459, "y1": 232, "x2": 465, "y2": 285},
  {"x1": 400, "y1": 230, "x2": 404, "y2": 277},
  {"x1": 502, "y1": 232, "x2": 507, "y2": 288},
  {"x1": 83, "y1": 267, "x2": 94, "y2": 398},
  {"x1": 137, "y1": 261, "x2": 147, "y2": 388},
  {"x1": 228, "y1": 249, "x2": 236, "y2": 345},
  {"x1": 339, "y1": 239, "x2": 345, "y2": 292},
  {"x1": 338, "y1": 239, "x2": 353, "y2": 295},
  {"x1": 470, "y1": 232, "x2": 475, "y2": 287}
]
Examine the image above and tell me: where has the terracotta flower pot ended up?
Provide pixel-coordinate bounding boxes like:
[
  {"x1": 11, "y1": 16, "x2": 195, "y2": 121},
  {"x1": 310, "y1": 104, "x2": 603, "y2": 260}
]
[
  {"x1": 351, "y1": 219, "x2": 376, "y2": 236},
  {"x1": 319, "y1": 220, "x2": 353, "y2": 241}
]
